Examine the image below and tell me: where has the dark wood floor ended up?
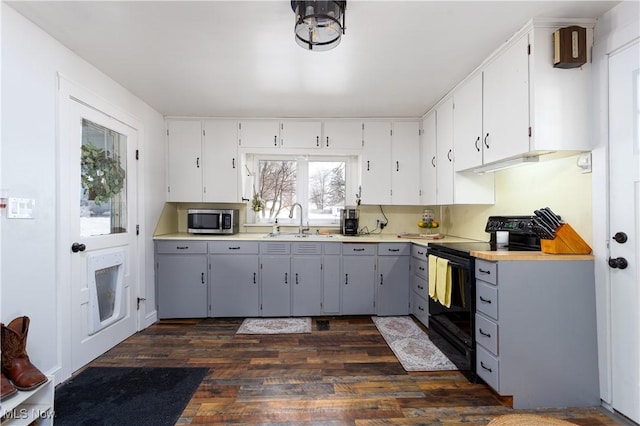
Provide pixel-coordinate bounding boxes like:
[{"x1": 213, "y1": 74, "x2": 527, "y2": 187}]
[{"x1": 88, "y1": 316, "x2": 624, "y2": 425}]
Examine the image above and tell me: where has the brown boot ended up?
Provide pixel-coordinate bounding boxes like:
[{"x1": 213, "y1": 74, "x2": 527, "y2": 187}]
[
  {"x1": 1, "y1": 371, "x2": 17, "y2": 399},
  {"x1": 1, "y1": 317, "x2": 47, "y2": 391}
]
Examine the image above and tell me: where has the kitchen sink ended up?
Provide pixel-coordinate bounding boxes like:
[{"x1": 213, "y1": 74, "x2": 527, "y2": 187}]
[{"x1": 264, "y1": 233, "x2": 337, "y2": 239}]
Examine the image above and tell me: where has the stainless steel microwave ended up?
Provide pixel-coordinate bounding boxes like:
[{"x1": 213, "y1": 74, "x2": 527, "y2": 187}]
[{"x1": 187, "y1": 209, "x2": 239, "y2": 234}]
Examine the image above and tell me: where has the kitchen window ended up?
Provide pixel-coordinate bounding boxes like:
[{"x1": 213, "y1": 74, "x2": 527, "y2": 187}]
[{"x1": 248, "y1": 154, "x2": 357, "y2": 226}]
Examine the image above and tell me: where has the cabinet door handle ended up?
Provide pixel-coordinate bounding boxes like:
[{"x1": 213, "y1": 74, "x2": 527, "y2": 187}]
[
  {"x1": 478, "y1": 268, "x2": 491, "y2": 274},
  {"x1": 431, "y1": 156, "x2": 436, "y2": 167},
  {"x1": 475, "y1": 136, "x2": 480, "y2": 152},
  {"x1": 326, "y1": 136, "x2": 329, "y2": 147},
  {"x1": 380, "y1": 274, "x2": 384, "y2": 285},
  {"x1": 295, "y1": 273, "x2": 299, "y2": 285},
  {"x1": 201, "y1": 272, "x2": 205, "y2": 284},
  {"x1": 447, "y1": 149, "x2": 453, "y2": 162},
  {"x1": 253, "y1": 272, "x2": 256, "y2": 284},
  {"x1": 479, "y1": 328, "x2": 491, "y2": 338},
  {"x1": 232, "y1": 158, "x2": 236, "y2": 168},
  {"x1": 274, "y1": 135, "x2": 277, "y2": 146},
  {"x1": 284, "y1": 272, "x2": 288, "y2": 284},
  {"x1": 396, "y1": 161, "x2": 399, "y2": 171},
  {"x1": 367, "y1": 160, "x2": 370, "y2": 171},
  {"x1": 196, "y1": 157, "x2": 200, "y2": 168},
  {"x1": 345, "y1": 273, "x2": 348, "y2": 285},
  {"x1": 484, "y1": 133, "x2": 490, "y2": 149},
  {"x1": 316, "y1": 136, "x2": 320, "y2": 147},
  {"x1": 479, "y1": 296, "x2": 492, "y2": 304},
  {"x1": 480, "y1": 361, "x2": 493, "y2": 372}
]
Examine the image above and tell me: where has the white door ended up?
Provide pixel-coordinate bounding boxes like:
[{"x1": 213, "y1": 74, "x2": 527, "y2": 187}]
[
  {"x1": 60, "y1": 87, "x2": 139, "y2": 374},
  {"x1": 608, "y1": 40, "x2": 640, "y2": 424}
]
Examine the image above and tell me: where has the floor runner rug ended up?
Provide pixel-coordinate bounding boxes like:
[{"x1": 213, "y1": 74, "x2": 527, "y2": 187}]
[
  {"x1": 372, "y1": 316, "x2": 457, "y2": 372},
  {"x1": 54, "y1": 366, "x2": 208, "y2": 426},
  {"x1": 236, "y1": 317, "x2": 312, "y2": 334}
]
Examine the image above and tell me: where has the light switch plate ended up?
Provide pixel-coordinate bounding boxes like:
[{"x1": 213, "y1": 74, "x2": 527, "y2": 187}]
[{"x1": 7, "y1": 197, "x2": 35, "y2": 219}]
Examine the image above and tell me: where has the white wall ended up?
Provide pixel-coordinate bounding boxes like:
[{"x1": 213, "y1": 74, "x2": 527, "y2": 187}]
[
  {"x1": 590, "y1": 0, "x2": 640, "y2": 406},
  {"x1": 0, "y1": 4, "x2": 165, "y2": 381}
]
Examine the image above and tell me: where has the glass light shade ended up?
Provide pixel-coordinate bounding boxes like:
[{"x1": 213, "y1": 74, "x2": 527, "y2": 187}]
[{"x1": 292, "y1": 1, "x2": 345, "y2": 51}]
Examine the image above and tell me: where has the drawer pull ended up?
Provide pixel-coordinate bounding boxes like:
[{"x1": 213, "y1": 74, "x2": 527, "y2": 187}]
[
  {"x1": 417, "y1": 250, "x2": 425, "y2": 256},
  {"x1": 418, "y1": 266, "x2": 425, "y2": 271},
  {"x1": 176, "y1": 246, "x2": 189, "y2": 250},
  {"x1": 480, "y1": 361, "x2": 493, "y2": 372},
  {"x1": 388, "y1": 248, "x2": 400, "y2": 252},
  {"x1": 417, "y1": 285, "x2": 424, "y2": 290},
  {"x1": 353, "y1": 248, "x2": 365, "y2": 252},
  {"x1": 479, "y1": 328, "x2": 491, "y2": 338},
  {"x1": 479, "y1": 296, "x2": 492, "y2": 304},
  {"x1": 418, "y1": 305, "x2": 424, "y2": 311},
  {"x1": 478, "y1": 268, "x2": 491, "y2": 274},
  {"x1": 228, "y1": 246, "x2": 241, "y2": 250}
]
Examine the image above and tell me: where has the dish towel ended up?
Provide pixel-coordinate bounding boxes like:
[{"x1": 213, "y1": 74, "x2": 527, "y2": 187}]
[
  {"x1": 435, "y1": 257, "x2": 452, "y2": 308},
  {"x1": 428, "y1": 255, "x2": 438, "y2": 299}
]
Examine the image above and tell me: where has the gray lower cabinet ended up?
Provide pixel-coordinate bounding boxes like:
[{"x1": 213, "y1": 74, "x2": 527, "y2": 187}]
[
  {"x1": 292, "y1": 242, "x2": 323, "y2": 316},
  {"x1": 322, "y1": 243, "x2": 342, "y2": 314},
  {"x1": 260, "y1": 242, "x2": 291, "y2": 316},
  {"x1": 342, "y1": 243, "x2": 376, "y2": 315},
  {"x1": 209, "y1": 241, "x2": 260, "y2": 317},
  {"x1": 474, "y1": 258, "x2": 599, "y2": 409},
  {"x1": 156, "y1": 241, "x2": 208, "y2": 319},
  {"x1": 376, "y1": 243, "x2": 411, "y2": 315},
  {"x1": 410, "y1": 244, "x2": 429, "y2": 326}
]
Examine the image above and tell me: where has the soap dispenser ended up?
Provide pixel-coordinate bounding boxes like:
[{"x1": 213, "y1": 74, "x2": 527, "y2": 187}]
[{"x1": 272, "y1": 219, "x2": 279, "y2": 236}]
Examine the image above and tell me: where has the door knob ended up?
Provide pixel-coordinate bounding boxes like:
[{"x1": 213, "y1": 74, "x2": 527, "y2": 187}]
[
  {"x1": 608, "y1": 257, "x2": 628, "y2": 270},
  {"x1": 613, "y1": 232, "x2": 628, "y2": 244},
  {"x1": 71, "y1": 242, "x2": 86, "y2": 253}
]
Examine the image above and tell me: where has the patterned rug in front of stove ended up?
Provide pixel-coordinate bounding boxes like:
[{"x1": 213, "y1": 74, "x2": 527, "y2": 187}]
[{"x1": 372, "y1": 316, "x2": 457, "y2": 372}]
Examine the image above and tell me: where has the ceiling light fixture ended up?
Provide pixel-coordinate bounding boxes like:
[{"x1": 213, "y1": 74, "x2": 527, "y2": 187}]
[{"x1": 291, "y1": 1, "x2": 346, "y2": 51}]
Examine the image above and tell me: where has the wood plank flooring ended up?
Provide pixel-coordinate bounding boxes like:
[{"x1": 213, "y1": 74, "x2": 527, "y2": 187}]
[{"x1": 87, "y1": 317, "x2": 625, "y2": 425}]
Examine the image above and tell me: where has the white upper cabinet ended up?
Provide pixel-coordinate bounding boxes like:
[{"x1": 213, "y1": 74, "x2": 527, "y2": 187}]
[
  {"x1": 420, "y1": 112, "x2": 437, "y2": 205},
  {"x1": 167, "y1": 120, "x2": 203, "y2": 202},
  {"x1": 203, "y1": 120, "x2": 239, "y2": 202},
  {"x1": 280, "y1": 120, "x2": 322, "y2": 149},
  {"x1": 238, "y1": 120, "x2": 280, "y2": 148},
  {"x1": 436, "y1": 98, "x2": 454, "y2": 205},
  {"x1": 453, "y1": 73, "x2": 484, "y2": 171},
  {"x1": 360, "y1": 121, "x2": 392, "y2": 205},
  {"x1": 391, "y1": 121, "x2": 421, "y2": 205},
  {"x1": 323, "y1": 120, "x2": 363, "y2": 151},
  {"x1": 482, "y1": 33, "x2": 530, "y2": 165}
]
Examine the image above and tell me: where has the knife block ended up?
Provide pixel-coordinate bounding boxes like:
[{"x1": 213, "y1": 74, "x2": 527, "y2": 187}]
[{"x1": 541, "y1": 223, "x2": 592, "y2": 254}]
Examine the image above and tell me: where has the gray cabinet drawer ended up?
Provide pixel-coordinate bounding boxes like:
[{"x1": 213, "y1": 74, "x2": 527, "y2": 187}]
[
  {"x1": 412, "y1": 292, "x2": 429, "y2": 327},
  {"x1": 323, "y1": 243, "x2": 341, "y2": 255},
  {"x1": 156, "y1": 241, "x2": 207, "y2": 254},
  {"x1": 342, "y1": 243, "x2": 376, "y2": 255},
  {"x1": 292, "y1": 242, "x2": 322, "y2": 255},
  {"x1": 411, "y1": 244, "x2": 428, "y2": 259},
  {"x1": 475, "y1": 259, "x2": 497, "y2": 285},
  {"x1": 378, "y1": 243, "x2": 410, "y2": 256},
  {"x1": 476, "y1": 281, "x2": 498, "y2": 320},
  {"x1": 475, "y1": 313, "x2": 499, "y2": 356},
  {"x1": 477, "y1": 345, "x2": 500, "y2": 392},
  {"x1": 412, "y1": 257, "x2": 428, "y2": 280},
  {"x1": 412, "y1": 271, "x2": 428, "y2": 297},
  {"x1": 209, "y1": 241, "x2": 259, "y2": 254}
]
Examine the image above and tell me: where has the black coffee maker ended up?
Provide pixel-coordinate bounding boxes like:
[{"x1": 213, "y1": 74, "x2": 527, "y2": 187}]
[{"x1": 341, "y1": 207, "x2": 359, "y2": 235}]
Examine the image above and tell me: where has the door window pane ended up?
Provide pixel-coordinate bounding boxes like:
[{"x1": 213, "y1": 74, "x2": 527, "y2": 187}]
[{"x1": 80, "y1": 119, "x2": 127, "y2": 236}]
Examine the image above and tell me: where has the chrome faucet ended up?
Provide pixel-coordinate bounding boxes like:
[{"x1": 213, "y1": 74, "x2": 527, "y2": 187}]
[{"x1": 289, "y1": 203, "x2": 309, "y2": 235}]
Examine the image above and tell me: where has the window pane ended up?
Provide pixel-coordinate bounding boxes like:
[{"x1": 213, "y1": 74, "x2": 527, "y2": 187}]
[
  {"x1": 308, "y1": 161, "x2": 345, "y2": 223},
  {"x1": 80, "y1": 119, "x2": 127, "y2": 236},
  {"x1": 257, "y1": 160, "x2": 297, "y2": 221}
]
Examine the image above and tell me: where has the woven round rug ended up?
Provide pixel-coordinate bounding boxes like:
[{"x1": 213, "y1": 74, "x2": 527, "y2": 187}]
[{"x1": 487, "y1": 414, "x2": 578, "y2": 426}]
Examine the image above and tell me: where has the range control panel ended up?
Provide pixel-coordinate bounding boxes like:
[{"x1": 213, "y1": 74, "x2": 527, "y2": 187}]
[{"x1": 485, "y1": 215, "x2": 536, "y2": 234}]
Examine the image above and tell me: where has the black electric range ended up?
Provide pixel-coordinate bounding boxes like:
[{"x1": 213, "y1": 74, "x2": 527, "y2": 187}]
[{"x1": 425, "y1": 216, "x2": 541, "y2": 382}]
